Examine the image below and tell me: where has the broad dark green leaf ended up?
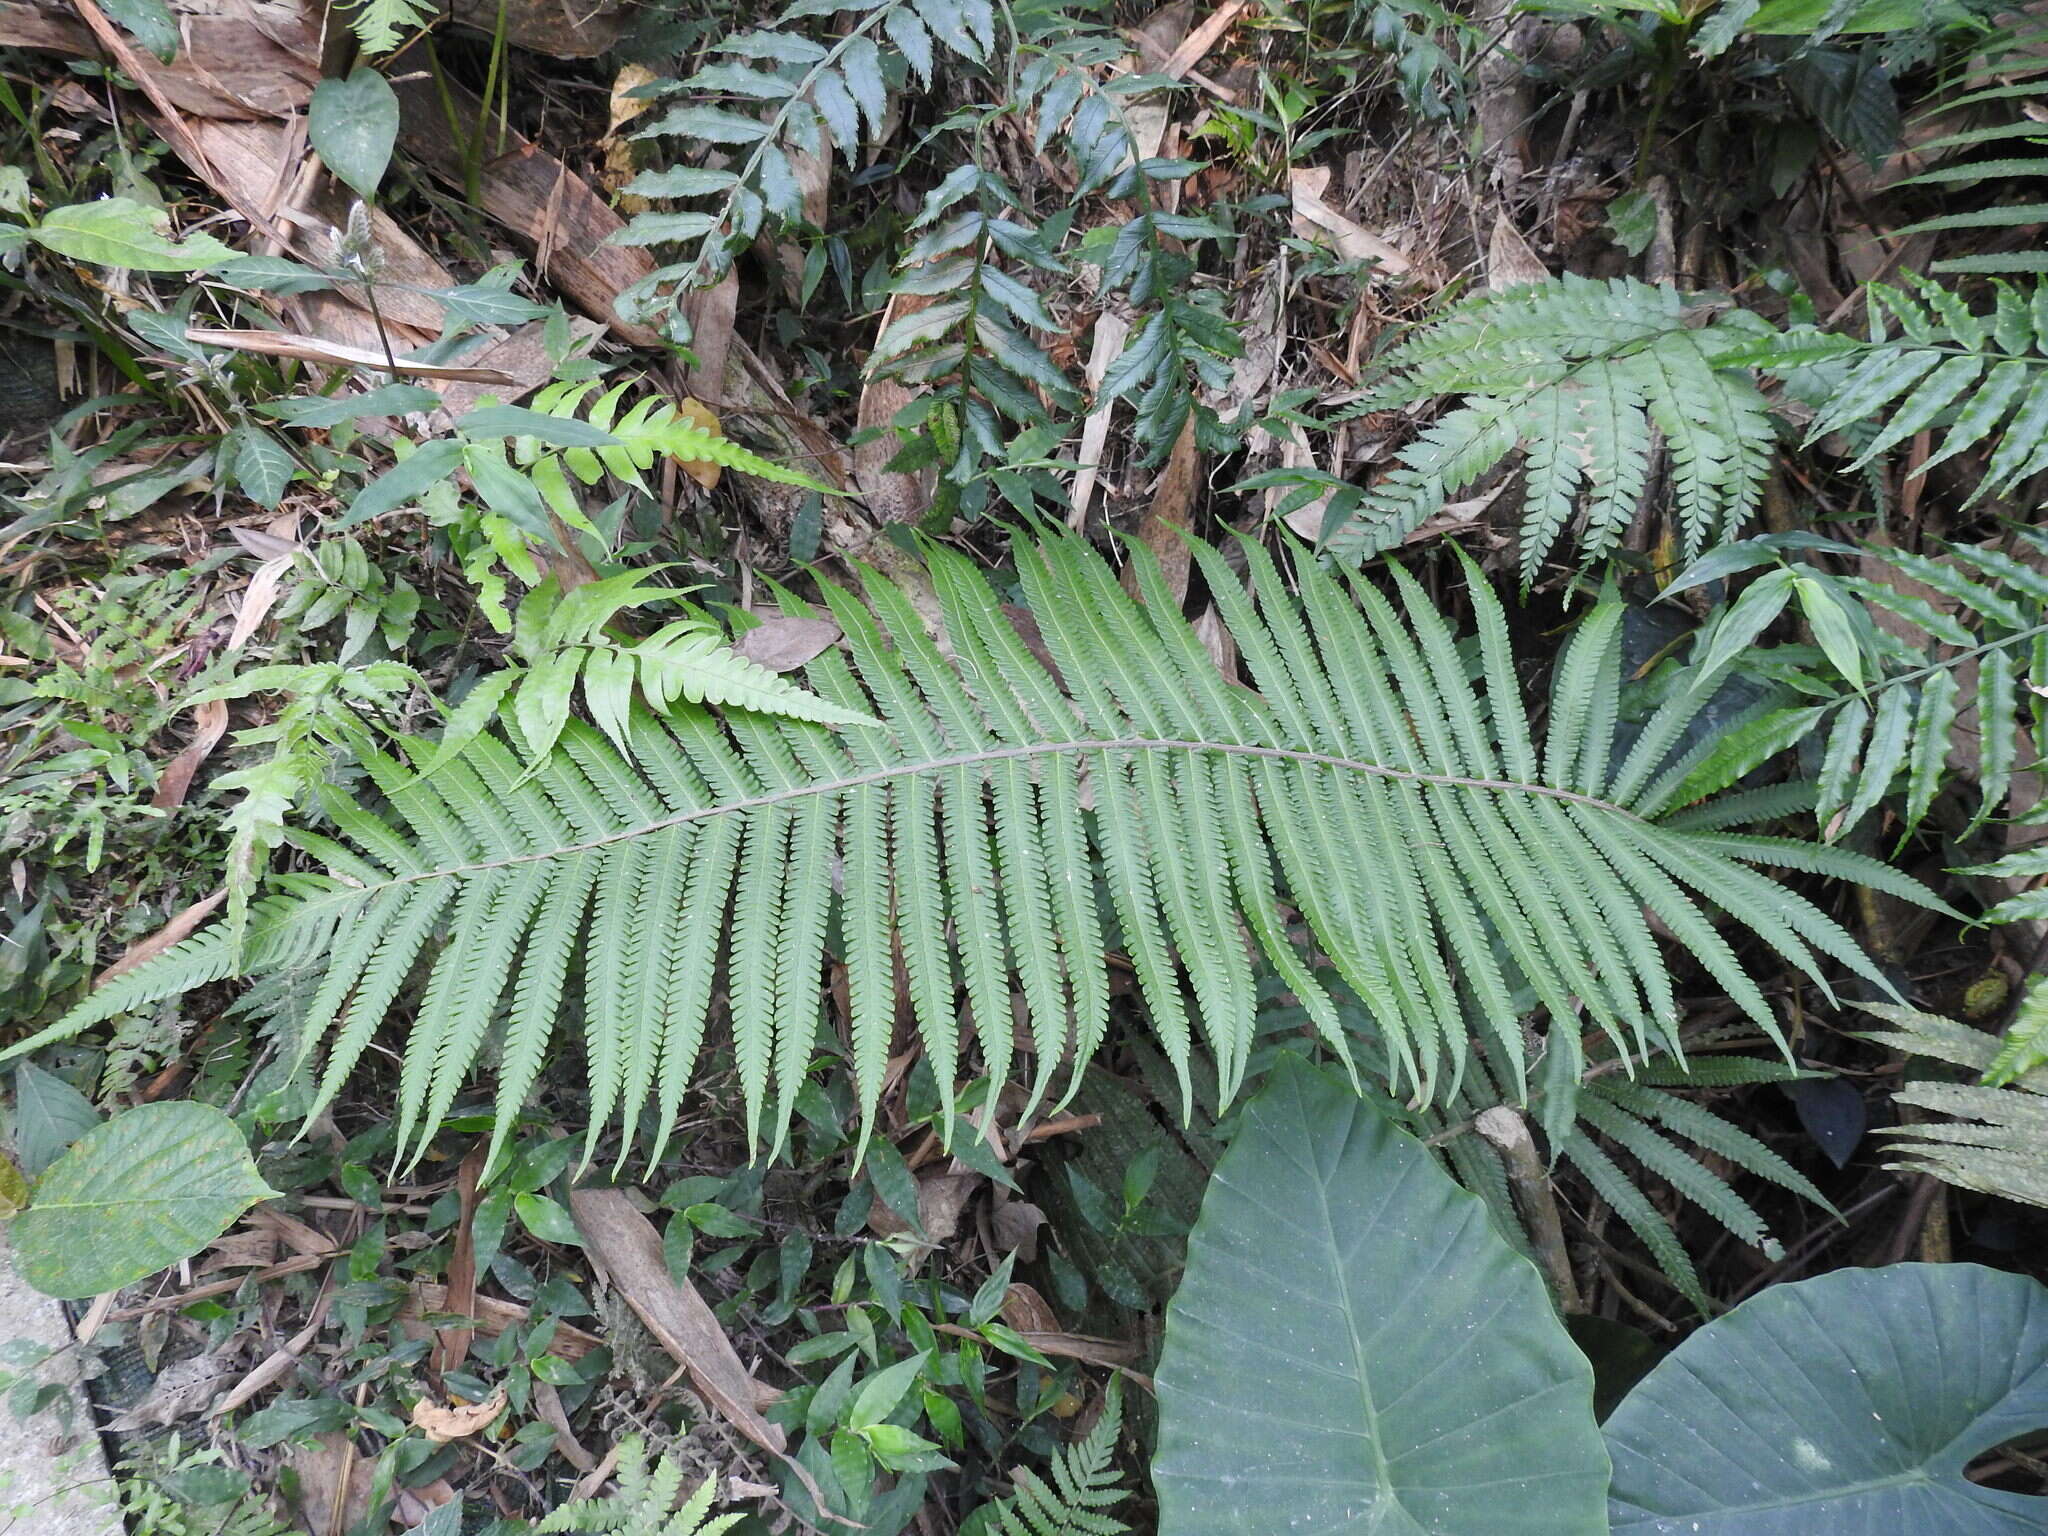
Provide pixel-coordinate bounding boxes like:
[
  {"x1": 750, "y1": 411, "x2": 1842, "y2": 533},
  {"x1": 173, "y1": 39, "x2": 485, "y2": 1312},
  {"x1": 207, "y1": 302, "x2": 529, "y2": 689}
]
[
  {"x1": 12, "y1": 1102, "x2": 279, "y2": 1299},
  {"x1": 1153, "y1": 1058, "x2": 1609, "y2": 1535},
  {"x1": 10, "y1": 1063, "x2": 99, "y2": 1178},
  {"x1": 1608, "y1": 1263, "x2": 2048, "y2": 1533}
]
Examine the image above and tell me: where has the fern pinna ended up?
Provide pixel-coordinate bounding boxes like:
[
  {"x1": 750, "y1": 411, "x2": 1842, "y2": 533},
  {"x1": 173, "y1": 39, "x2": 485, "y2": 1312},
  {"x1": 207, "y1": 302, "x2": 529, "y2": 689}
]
[
  {"x1": 7, "y1": 534, "x2": 1935, "y2": 1169},
  {"x1": 1320, "y1": 276, "x2": 1777, "y2": 585}
]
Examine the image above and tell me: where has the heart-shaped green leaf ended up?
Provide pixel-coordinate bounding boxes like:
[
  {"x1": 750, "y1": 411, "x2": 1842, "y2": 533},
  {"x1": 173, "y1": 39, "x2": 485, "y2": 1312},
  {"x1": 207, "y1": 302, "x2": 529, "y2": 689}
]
[
  {"x1": 309, "y1": 68, "x2": 400, "y2": 202},
  {"x1": 1153, "y1": 1058, "x2": 1609, "y2": 1534},
  {"x1": 12, "y1": 1102, "x2": 280, "y2": 1299},
  {"x1": 1607, "y1": 1262, "x2": 2048, "y2": 1532}
]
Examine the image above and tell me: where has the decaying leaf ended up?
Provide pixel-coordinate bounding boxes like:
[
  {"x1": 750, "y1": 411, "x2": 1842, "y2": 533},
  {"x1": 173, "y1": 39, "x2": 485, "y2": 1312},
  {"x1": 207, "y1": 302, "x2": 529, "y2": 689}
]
[{"x1": 410, "y1": 1383, "x2": 508, "y2": 1442}]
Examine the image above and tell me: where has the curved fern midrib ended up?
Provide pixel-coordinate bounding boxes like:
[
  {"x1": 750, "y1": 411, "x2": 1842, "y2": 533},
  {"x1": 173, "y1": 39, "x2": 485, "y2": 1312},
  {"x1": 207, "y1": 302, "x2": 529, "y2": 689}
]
[{"x1": 354, "y1": 735, "x2": 1649, "y2": 892}]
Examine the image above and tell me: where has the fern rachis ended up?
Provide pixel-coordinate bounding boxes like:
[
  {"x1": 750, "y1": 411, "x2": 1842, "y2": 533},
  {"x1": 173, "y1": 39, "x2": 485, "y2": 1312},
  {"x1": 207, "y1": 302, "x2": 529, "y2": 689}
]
[{"x1": 7, "y1": 534, "x2": 1936, "y2": 1172}]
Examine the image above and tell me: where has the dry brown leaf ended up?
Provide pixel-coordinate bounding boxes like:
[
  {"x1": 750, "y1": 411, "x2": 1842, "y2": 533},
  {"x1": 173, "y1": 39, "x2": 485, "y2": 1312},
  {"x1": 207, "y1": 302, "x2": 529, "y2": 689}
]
[
  {"x1": 184, "y1": 329, "x2": 517, "y2": 383},
  {"x1": 870, "y1": 1171, "x2": 977, "y2": 1252},
  {"x1": 735, "y1": 615, "x2": 840, "y2": 672},
  {"x1": 990, "y1": 1198, "x2": 1047, "y2": 1261},
  {"x1": 96, "y1": 889, "x2": 225, "y2": 985},
  {"x1": 1001, "y1": 1282, "x2": 1061, "y2": 1334},
  {"x1": 433, "y1": 316, "x2": 606, "y2": 424},
  {"x1": 410, "y1": 1383, "x2": 508, "y2": 1442},
  {"x1": 432, "y1": 1146, "x2": 488, "y2": 1377},
  {"x1": 604, "y1": 63, "x2": 660, "y2": 209},
  {"x1": 855, "y1": 290, "x2": 939, "y2": 524},
  {"x1": 1288, "y1": 167, "x2": 1411, "y2": 275},
  {"x1": 1486, "y1": 212, "x2": 1550, "y2": 290},
  {"x1": 290, "y1": 1430, "x2": 374, "y2": 1534},
  {"x1": 674, "y1": 397, "x2": 726, "y2": 491},
  {"x1": 1070, "y1": 312, "x2": 1132, "y2": 529},
  {"x1": 1124, "y1": 414, "x2": 1199, "y2": 604},
  {"x1": 225, "y1": 556, "x2": 293, "y2": 652},
  {"x1": 567, "y1": 1190, "x2": 786, "y2": 1448},
  {"x1": 150, "y1": 698, "x2": 229, "y2": 810},
  {"x1": 531, "y1": 1380, "x2": 597, "y2": 1472}
]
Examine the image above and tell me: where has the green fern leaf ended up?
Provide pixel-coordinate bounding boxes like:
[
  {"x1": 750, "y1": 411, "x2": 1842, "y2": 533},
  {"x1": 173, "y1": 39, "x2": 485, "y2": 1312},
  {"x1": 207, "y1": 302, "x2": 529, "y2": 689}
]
[
  {"x1": 972, "y1": 1383, "x2": 1128, "y2": 1536},
  {"x1": 1857, "y1": 999, "x2": 2048, "y2": 1208},
  {"x1": 6, "y1": 536, "x2": 1926, "y2": 1164},
  {"x1": 1326, "y1": 276, "x2": 1772, "y2": 582},
  {"x1": 343, "y1": 0, "x2": 433, "y2": 52},
  {"x1": 536, "y1": 1436, "x2": 742, "y2": 1536}
]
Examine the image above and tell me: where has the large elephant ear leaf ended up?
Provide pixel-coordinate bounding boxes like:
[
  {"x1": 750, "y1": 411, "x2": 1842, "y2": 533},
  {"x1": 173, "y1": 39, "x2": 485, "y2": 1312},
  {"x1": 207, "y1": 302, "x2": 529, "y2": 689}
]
[
  {"x1": 1607, "y1": 1262, "x2": 2048, "y2": 1533},
  {"x1": 1152, "y1": 1056, "x2": 1609, "y2": 1535}
]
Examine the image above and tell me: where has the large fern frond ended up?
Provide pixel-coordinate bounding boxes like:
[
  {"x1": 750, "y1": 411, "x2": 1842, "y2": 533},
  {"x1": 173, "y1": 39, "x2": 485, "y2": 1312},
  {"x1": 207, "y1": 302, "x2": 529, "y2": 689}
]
[
  {"x1": 1890, "y1": 16, "x2": 2048, "y2": 273},
  {"x1": 1857, "y1": 998, "x2": 2048, "y2": 1209},
  {"x1": 1324, "y1": 276, "x2": 1775, "y2": 585},
  {"x1": 6, "y1": 535, "x2": 1929, "y2": 1170},
  {"x1": 967, "y1": 1382, "x2": 1127, "y2": 1536}
]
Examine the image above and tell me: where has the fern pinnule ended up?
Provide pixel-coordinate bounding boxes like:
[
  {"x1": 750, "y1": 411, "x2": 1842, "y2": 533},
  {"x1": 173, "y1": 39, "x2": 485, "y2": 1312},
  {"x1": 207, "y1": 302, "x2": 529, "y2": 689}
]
[{"x1": 5, "y1": 534, "x2": 1932, "y2": 1166}]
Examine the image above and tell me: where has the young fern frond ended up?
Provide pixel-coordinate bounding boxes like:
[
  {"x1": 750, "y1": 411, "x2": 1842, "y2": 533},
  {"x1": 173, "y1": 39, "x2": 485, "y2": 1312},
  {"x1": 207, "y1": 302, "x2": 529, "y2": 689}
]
[
  {"x1": 535, "y1": 1437, "x2": 741, "y2": 1536},
  {"x1": 968, "y1": 1382, "x2": 1128, "y2": 1536},
  {"x1": 1324, "y1": 276, "x2": 1775, "y2": 585},
  {"x1": 341, "y1": 0, "x2": 433, "y2": 53},
  {"x1": 7, "y1": 534, "x2": 1928, "y2": 1173},
  {"x1": 515, "y1": 378, "x2": 841, "y2": 497},
  {"x1": 419, "y1": 568, "x2": 875, "y2": 780},
  {"x1": 1857, "y1": 999, "x2": 2048, "y2": 1210}
]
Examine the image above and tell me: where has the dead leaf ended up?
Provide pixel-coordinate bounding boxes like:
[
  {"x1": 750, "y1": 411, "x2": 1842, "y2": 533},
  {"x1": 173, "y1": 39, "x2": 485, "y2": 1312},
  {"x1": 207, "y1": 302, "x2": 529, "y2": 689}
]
[
  {"x1": 150, "y1": 698, "x2": 229, "y2": 810},
  {"x1": 735, "y1": 615, "x2": 839, "y2": 672},
  {"x1": 532, "y1": 1380, "x2": 597, "y2": 1472},
  {"x1": 567, "y1": 1189, "x2": 785, "y2": 1450},
  {"x1": 432, "y1": 1145, "x2": 487, "y2": 1377},
  {"x1": 433, "y1": 316, "x2": 606, "y2": 423},
  {"x1": 1001, "y1": 1282, "x2": 1061, "y2": 1334},
  {"x1": 106, "y1": 1353, "x2": 235, "y2": 1430},
  {"x1": 991, "y1": 1198, "x2": 1046, "y2": 1261},
  {"x1": 870, "y1": 1171, "x2": 977, "y2": 1252},
  {"x1": 289, "y1": 1431, "x2": 373, "y2": 1534},
  {"x1": 855, "y1": 290, "x2": 939, "y2": 524},
  {"x1": 96, "y1": 889, "x2": 225, "y2": 985},
  {"x1": 1124, "y1": 414, "x2": 1199, "y2": 604},
  {"x1": 1288, "y1": 167, "x2": 1411, "y2": 275},
  {"x1": 1070, "y1": 312, "x2": 1132, "y2": 529},
  {"x1": 604, "y1": 63, "x2": 660, "y2": 208},
  {"x1": 183, "y1": 329, "x2": 517, "y2": 383},
  {"x1": 1486, "y1": 212, "x2": 1550, "y2": 290},
  {"x1": 410, "y1": 1383, "x2": 508, "y2": 1442},
  {"x1": 674, "y1": 397, "x2": 726, "y2": 490},
  {"x1": 681, "y1": 273, "x2": 738, "y2": 404}
]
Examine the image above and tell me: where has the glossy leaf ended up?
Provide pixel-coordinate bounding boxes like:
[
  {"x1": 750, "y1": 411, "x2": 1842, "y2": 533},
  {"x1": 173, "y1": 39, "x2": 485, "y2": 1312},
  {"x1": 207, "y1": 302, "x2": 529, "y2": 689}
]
[{"x1": 1153, "y1": 1058, "x2": 1609, "y2": 1535}]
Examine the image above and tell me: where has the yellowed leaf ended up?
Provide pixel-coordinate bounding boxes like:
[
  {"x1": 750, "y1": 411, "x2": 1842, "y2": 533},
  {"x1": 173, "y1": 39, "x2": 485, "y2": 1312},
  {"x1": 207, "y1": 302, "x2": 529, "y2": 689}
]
[
  {"x1": 410, "y1": 1383, "x2": 508, "y2": 1442},
  {"x1": 675, "y1": 396, "x2": 724, "y2": 490}
]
